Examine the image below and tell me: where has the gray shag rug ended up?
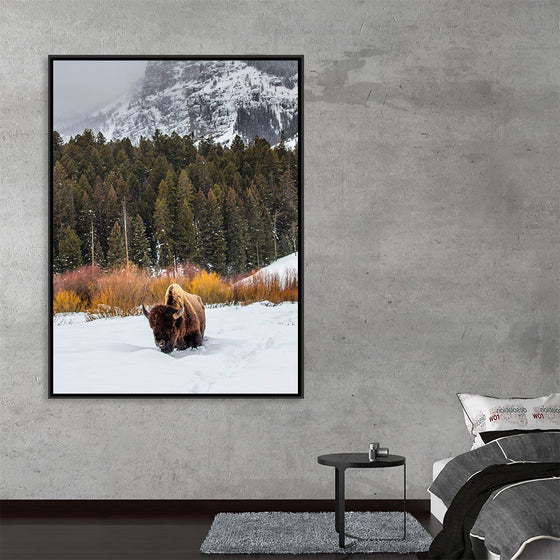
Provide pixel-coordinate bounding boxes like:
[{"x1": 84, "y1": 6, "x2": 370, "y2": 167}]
[{"x1": 200, "y1": 511, "x2": 433, "y2": 554}]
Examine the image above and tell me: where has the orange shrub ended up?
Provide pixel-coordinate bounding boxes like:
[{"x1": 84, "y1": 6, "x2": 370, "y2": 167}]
[
  {"x1": 187, "y1": 270, "x2": 233, "y2": 305},
  {"x1": 52, "y1": 263, "x2": 297, "y2": 318},
  {"x1": 149, "y1": 274, "x2": 176, "y2": 304},
  {"x1": 53, "y1": 264, "x2": 103, "y2": 305},
  {"x1": 53, "y1": 289, "x2": 84, "y2": 314}
]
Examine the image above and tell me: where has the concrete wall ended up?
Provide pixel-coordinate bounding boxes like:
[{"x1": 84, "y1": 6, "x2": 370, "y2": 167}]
[{"x1": 1, "y1": 0, "x2": 558, "y2": 500}]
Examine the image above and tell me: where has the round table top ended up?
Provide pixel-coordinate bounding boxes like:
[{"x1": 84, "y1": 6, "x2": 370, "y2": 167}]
[{"x1": 317, "y1": 453, "x2": 405, "y2": 468}]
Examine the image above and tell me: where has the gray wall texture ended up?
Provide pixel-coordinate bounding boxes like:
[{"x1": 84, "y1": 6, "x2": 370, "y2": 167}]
[{"x1": 0, "y1": 0, "x2": 558, "y2": 500}]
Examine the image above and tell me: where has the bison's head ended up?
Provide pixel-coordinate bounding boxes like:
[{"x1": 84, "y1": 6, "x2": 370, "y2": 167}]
[{"x1": 142, "y1": 304, "x2": 184, "y2": 354}]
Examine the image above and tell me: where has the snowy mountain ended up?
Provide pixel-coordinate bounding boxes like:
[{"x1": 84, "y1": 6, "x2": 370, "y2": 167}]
[{"x1": 56, "y1": 59, "x2": 299, "y2": 147}]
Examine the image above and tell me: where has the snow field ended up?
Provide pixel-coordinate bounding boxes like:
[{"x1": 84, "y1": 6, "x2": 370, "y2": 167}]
[
  {"x1": 236, "y1": 252, "x2": 298, "y2": 288},
  {"x1": 53, "y1": 302, "x2": 298, "y2": 395}
]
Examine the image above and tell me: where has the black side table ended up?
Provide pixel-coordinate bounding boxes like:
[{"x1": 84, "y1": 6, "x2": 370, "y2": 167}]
[{"x1": 317, "y1": 453, "x2": 406, "y2": 548}]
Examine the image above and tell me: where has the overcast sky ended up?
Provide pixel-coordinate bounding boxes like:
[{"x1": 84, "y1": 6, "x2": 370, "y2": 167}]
[{"x1": 53, "y1": 60, "x2": 147, "y2": 125}]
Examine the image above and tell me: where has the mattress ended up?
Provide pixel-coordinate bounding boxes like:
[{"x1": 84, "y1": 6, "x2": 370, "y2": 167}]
[{"x1": 429, "y1": 457, "x2": 451, "y2": 524}]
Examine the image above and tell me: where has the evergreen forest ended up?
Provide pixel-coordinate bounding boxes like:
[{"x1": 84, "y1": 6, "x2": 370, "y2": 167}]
[{"x1": 52, "y1": 129, "x2": 299, "y2": 276}]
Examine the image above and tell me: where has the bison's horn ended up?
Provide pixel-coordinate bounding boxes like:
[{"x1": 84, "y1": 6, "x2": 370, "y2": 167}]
[
  {"x1": 142, "y1": 305, "x2": 150, "y2": 319},
  {"x1": 173, "y1": 305, "x2": 184, "y2": 320}
]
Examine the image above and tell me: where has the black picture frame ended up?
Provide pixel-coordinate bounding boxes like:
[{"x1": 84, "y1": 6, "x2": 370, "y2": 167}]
[{"x1": 49, "y1": 55, "x2": 303, "y2": 398}]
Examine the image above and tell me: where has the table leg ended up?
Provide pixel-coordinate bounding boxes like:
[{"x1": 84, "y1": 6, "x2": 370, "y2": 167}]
[
  {"x1": 335, "y1": 467, "x2": 345, "y2": 547},
  {"x1": 403, "y1": 459, "x2": 407, "y2": 540}
]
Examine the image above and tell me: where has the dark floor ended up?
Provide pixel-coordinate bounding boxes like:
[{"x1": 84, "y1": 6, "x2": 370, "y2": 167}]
[{"x1": 0, "y1": 513, "x2": 441, "y2": 560}]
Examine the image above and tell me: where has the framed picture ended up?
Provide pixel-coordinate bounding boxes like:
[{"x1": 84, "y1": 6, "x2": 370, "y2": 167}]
[{"x1": 49, "y1": 55, "x2": 302, "y2": 397}]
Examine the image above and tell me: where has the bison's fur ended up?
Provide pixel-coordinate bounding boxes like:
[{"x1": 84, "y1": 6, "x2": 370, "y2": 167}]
[{"x1": 143, "y1": 284, "x2": 206, "y2": 353}]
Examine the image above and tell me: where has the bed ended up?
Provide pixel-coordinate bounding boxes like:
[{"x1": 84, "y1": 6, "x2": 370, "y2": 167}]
[{"x1": 424, "y1": 393, "x2": 560, "y2": 560}]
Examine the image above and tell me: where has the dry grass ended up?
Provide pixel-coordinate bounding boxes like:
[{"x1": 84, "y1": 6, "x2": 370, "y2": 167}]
[
  {"x1": 89, "y1": 266, "x2": 152, "y2": 317},
  {"x1": 53, "y1": 263, "x2": 298, "y2": 319}
]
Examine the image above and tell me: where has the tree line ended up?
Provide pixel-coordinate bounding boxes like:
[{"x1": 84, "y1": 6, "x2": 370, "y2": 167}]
[{"x1": 52, "y1": 129, "x2": 299, "y2": 276}]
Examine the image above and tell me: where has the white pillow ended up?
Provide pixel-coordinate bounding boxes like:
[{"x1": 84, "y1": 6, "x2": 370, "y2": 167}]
[
  {"x1": 470, "y1": 434, "x2": 486, "y2": 449},
  {"x1": 457, "y1": 393, "x2": 560, "y2": 439}
]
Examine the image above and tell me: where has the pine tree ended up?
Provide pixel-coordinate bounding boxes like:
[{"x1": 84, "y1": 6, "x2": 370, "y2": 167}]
[
  {"x1": 274, "y1": 130, "x2": 287, "y2": 160},
  {"x1": 78, "y1": 174, "x2": 93, "y2": 198},
  {"x1": 119, "y1": 137, "x2": 135, "y2": 161},
  {"x1": 154, "y1": 166, "x2": 179, "y2": 266},
  {"x1": 167, "y1": 170, "x2": 198, "y2": 264},
  {"x1": 58, "y1": 225, "x2": 82, "y2": 271},
  {"x1": 75, "y1": 129, "x2": 96, "y2": 150},
  {"x1": 152, "y1": 128, "x2": 165, "y2": 154},
  {"x1": 92, "y1": 179, "x2": 120, "y2": 257},
  {"x1": 147, "y1": 155, "x2": 169, "y2": 194},
  {"x1": 223, "y1": 187, "x2": 248, "y2": 273},
  {"x1": 231, "y1": 170, "x2": 246, "y2": 196},
  {"x1": 99, "y1": 141, "x2": 115, "y2": 174},
  {"x1": 262, "y1": 148, "x2": 280, "y2": 189},
  {"x1": 260, "y1": 202, "x2": 275, "y2": 265},
  {"x1": 198, "y1": 137, "x2": 214, "y2": 159},
  {"x1": 105, "y1": 184, "x2": 121, "y2": 240},
  {"x1": 81, "y1": 214, "x2": 97, "y2": 266},
  {"x1": 52, "y1": 129, "x2": 299, "y2": 276},
  {"x1": 115, "y1": 148, "x2": 128, "y2": 167},
  {"x1": 127, "y1": 174, "x2": 142, "y2": 217},
  {"x1": 61, "y1": 143, "x2": 79, "y2": 180},
  {"x1": 245, "y1": 185, "x2": 273, "y2": 268},
  {"x1": 136, "y1": 143, "x2": 157, "y2": 251},
  {"x1": 153, "y1": 195, "x2": 173, "y2": 268},
  {"x1": 222, "y1": 161, "x2": 238, "y2": 188},
  {"x1": 176, "y1": 169, "x2": 194, "y2": 206},
  {"x1": 207, "y1": 161, "x2": 223, "y2": 187},
  {"x1": 159, "y1": 167, "x2": 177, "y2": 209},
  {"x1": 193, "y1": 187, "x2": 206, "y2": 219},
  {"x1": 210, "y1": 183, "x2": 225, "y2": 207},
  {"x1": 134, "y1": 137, "x2": 154, "y2": 187},
  {"x1": 254, "y1": 172, "x2": 272, "y2": 212},
  {"x1": 106, "y1": 221, "x2": 126, "y2": 268},
  {"x1": 183, "y1": 133, "x2": 198, "y2": 166},
  {"x1": 94, "y1": 240, "x2": 106, "y2": 270},
  {"x1": 200, "y1": 190, "x2": 226, "y2": 274},
  {"x1": 190, "y1": 153, "x2": 211, "y2": 192},
  {"x1": 92, "y1": 177, "x2": 108, "y2": 254},
  {"x1": 53, "y1": 131, "x2": 64, "y2": 163},
  {"x1": 276, "y1": 169, "x2": 299, "y2": 256},
  {"x1": 129, "y1": 215, "x2": 151, "y2": 268},
  {"x1": 166, "y1": 131, "x2": 186, "y2": 169},
  {"x1": 52, "y1": 161, "x2": 76, "y2": 248},
  {"x1": 231, "y1": 134, "x2": 245, "y2": 158},
  {"x1": 107, "y1": 172, "x2": 129, "y2": 206},
  {"x1": 75, "y1": 190, "x2": 95, "y2": 263}
]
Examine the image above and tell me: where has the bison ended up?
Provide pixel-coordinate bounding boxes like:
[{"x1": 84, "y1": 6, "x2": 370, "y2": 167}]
[{"x1": 143, "y1": 283, "x2": 206, "y2": 353}]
